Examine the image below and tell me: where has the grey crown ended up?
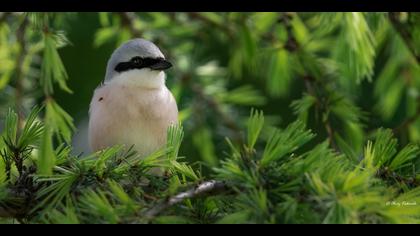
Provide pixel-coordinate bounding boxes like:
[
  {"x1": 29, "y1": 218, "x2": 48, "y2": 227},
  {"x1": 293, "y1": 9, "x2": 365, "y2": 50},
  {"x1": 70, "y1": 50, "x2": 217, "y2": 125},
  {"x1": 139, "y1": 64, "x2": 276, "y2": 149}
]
[{"x1": 105, "y1": 38, "x2": 165, "y2": 81}]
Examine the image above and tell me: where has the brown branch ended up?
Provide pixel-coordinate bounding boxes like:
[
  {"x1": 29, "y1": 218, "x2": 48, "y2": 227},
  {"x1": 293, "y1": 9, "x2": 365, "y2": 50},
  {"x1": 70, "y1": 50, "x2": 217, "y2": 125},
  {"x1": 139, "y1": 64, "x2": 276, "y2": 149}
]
[
  {"x1": 0, "y1": 206, "x2": 17, "y2": 218},
  {"x1": 144, "y1": 180, "x2": 228, "y2": 218},
  {"x1": 279, "y1": 12, "x2": 299, "y2": 52},
  {"x1": 324, "y1": 120, "x2": 337, "y2": 149},
  {"x1": 118, "y1": 12, "x2": 142, "y2": 38},
  {"x1": 377, "y1": 167, "x2": 420, "y2": 188},
  {"x1": 389, "y1": 12, "x2": 420, "y2": 64}
]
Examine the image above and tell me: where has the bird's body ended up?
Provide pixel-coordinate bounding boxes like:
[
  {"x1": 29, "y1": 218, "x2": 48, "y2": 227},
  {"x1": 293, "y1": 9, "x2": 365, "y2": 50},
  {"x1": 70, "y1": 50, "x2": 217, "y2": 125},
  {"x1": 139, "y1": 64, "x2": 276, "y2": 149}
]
[{"x1": 88, "y1": 39, "x2": 178, "y2": 157}]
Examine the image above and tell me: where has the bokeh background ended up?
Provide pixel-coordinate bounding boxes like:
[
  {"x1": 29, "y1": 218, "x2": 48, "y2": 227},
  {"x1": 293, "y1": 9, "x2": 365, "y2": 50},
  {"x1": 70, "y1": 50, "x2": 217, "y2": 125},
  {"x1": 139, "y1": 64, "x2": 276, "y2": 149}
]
[{"x1": 1, "y1": 12, "x2": 420, "y2": 171}]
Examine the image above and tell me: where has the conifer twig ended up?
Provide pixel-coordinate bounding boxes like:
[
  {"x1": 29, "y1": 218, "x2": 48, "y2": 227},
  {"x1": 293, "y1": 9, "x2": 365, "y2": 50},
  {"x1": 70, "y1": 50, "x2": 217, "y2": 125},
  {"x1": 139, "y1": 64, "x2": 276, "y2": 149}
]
[
  {"x1": 144, "y1": 180, "x2": 228, "y2": 218},
  {"x1": 377, "y1": 167, "x2": 420, "y2": 188},
  {"x1": 279, "y1": 13, "x2": 338, "y2": 150}
]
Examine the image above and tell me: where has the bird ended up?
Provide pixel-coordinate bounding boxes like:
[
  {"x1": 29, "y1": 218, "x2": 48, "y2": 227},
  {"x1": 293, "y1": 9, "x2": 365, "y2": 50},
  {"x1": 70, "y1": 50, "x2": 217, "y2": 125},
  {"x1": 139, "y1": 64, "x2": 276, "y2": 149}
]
[{"x1": 88, "y1": 38, "x2": 178, "y2": 159}]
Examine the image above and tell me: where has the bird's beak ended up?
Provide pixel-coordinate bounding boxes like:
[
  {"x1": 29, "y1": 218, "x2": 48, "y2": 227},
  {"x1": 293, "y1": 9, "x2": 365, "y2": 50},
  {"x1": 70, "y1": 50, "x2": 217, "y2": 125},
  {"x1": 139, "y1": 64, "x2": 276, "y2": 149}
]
[{"x1": 150, "y1": 59, "x2": 172, "y2": 70}]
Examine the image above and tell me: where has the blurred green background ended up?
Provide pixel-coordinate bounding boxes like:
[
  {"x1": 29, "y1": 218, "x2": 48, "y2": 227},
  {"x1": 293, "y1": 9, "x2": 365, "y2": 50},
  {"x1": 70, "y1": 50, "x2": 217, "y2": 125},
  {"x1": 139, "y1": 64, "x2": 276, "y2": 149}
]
[{"x1": 1, "y1": 12, "x2": 420, "y2": 171}]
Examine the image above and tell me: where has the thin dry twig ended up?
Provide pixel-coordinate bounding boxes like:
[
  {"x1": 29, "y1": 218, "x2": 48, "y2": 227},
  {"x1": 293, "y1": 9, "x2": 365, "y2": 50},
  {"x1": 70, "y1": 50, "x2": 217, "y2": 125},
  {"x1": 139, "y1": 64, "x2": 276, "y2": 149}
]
[{"x1": 145, "y1": 180, "x2": 228, "y2": 218}]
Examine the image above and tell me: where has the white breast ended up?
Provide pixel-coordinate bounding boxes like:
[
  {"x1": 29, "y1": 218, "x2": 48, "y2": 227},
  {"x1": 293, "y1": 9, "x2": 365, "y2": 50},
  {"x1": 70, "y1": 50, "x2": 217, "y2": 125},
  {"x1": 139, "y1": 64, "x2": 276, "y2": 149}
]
[{"x1": 88, "y1": 70, "x2": 178, "y2": 157}]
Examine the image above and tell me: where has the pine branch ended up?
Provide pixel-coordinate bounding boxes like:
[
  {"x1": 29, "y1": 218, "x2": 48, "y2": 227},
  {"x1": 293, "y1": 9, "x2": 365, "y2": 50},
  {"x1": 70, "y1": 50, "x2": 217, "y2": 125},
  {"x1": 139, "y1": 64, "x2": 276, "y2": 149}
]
[
  {"x1": 389, "y1": 12, "x2": 420, "y2": 64},
  {"x1": 377, "y1": 167, "x2": 420, "y2": 188},
  {"x1": 279, "y1": 13, "x2": 338, "y2": 150},
  {"x1": 144, "y1": 180, "x2": 228, "y2": 218}
]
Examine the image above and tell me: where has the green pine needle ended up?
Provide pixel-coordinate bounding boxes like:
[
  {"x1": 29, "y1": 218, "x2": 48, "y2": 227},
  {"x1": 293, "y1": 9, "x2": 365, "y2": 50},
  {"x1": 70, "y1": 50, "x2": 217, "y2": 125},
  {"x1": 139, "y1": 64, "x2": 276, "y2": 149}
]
[
  {"x1": 41, "y1": 32, "x2": 72, "y2": 95},
  {"x1": 247, "y1": 108, "x2": 264, "y2": 150},
  {"x1": 260, "y1": 120, "x2": 314, "y2": 167}
]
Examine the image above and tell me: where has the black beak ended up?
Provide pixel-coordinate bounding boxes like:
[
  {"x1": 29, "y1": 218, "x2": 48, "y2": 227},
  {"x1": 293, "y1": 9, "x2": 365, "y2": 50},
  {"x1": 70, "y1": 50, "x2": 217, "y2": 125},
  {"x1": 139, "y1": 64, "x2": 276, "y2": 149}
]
[{"x1": 150, "y1": 59, "x2": 172, "y2": 70}]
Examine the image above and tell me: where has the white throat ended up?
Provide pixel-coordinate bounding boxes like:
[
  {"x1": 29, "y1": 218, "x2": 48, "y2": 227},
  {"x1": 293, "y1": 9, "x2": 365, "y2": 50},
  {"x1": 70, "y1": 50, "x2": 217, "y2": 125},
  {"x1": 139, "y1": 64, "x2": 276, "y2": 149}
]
[{"x1": 105, "y1": 69, "x2": 166, "y2": 89}]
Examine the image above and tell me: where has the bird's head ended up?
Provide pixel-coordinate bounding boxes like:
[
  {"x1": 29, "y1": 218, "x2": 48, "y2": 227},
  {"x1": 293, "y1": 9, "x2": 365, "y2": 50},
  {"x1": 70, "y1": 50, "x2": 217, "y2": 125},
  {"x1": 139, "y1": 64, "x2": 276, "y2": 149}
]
[{"x1": 104, "y1": 38, "x2": 172, "y2": 88}]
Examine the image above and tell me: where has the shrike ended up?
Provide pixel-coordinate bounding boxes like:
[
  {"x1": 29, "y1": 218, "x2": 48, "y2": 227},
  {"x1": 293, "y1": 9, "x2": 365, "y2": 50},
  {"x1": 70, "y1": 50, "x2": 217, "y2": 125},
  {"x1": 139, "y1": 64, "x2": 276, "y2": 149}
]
[{"x1": 88, "y1": 38, "x2": 178, "y2": 158}]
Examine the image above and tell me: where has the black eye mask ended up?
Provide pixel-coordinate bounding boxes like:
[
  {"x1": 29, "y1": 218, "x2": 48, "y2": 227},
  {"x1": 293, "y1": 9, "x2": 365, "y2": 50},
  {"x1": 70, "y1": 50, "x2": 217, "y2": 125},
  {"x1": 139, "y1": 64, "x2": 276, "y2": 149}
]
[{"x1": 114, "y1": 56, "x2": 172, "y2": 73}]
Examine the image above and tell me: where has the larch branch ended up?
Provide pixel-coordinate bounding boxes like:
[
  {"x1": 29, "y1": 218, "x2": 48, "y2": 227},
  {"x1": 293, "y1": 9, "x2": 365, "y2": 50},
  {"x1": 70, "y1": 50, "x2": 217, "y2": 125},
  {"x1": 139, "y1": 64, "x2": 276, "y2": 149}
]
[{"x1": 145, "y1": 180, "x2": 228, "y2": 218}]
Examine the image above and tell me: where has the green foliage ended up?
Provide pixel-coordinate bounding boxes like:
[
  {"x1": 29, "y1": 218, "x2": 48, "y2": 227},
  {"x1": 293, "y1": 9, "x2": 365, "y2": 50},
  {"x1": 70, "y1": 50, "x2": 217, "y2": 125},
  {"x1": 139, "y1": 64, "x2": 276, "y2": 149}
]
[
  {"x1": 336, "y1": 13, "x2": 376, "y2": 83},
  {"x1": 216, "y1": 85, "x2": 267, "y2": 106},
  {"x1": 0, "y1": 105, "x2": 419, "y2": 223},
  {"x1": 192, "y1": 126, "x2": 218, "y2": 167},
  {"x1": 41, "y1": 31, "x2": 72, "y2": 95},
  {"x1": 260, "y1": 121, "x2": 314, "y2": 167},
  {"x1": 166, "y1": 124, "x2": 184, "y2": 161},
  {"x1": 212, "y1": 110, "x2": 420, "y2": 223},
  {"x1": 37, "y1": 124, "x2": 54, "y2": 175},
  {"x1": 266, "y1": 49, "x2": 294, "y2": 97},
  {"x1": 247, "y1": 108, "x2": 264, "y2": 150},
  {"x1": 1, "y1": 107, "x2": 43, "y2": 177},
  {"x1": 2, "y1": 12, "x2": 420, "y2": 224},
  {"x1": 291, "y1": 94, "x2": 316, "y2": 123},
  {"x1": 44, "y1": 99, "x2": 75, "y2": 143}
]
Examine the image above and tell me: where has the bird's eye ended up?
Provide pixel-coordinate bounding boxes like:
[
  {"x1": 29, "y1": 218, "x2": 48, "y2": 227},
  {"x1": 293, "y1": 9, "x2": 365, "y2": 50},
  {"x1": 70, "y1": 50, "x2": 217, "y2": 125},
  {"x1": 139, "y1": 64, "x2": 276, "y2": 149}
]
[{"x1": 132, "y1": 57, "x2": 142, "y2": 65}]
